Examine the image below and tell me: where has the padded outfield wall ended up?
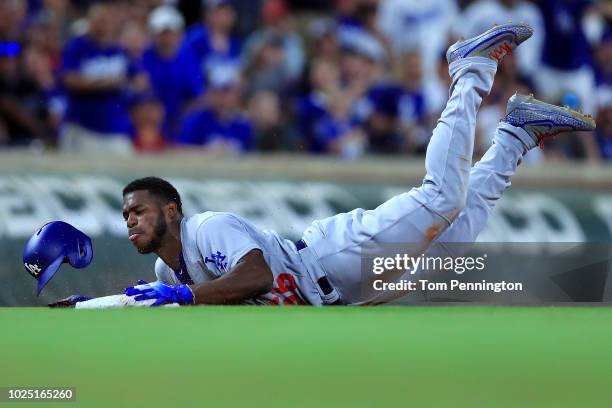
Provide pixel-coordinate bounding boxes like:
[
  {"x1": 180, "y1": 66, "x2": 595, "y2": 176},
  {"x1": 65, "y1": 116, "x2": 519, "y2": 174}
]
[{"x1": 2, "y1": 151, "x2": 612, "y2": 305}]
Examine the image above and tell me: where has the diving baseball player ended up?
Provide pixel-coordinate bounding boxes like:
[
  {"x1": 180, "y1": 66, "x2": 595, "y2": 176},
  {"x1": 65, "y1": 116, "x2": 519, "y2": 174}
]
[{"x1": 40, "y1": 23, "x2": 595, "y2": 306}]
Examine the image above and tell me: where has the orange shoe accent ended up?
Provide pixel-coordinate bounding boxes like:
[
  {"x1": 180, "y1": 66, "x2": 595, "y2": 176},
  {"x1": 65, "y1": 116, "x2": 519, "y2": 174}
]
[
  {"x1": 488, "y1": 42, "x2": 513, "y2": 62},
  {"x1": 535, "y1": 130, "x2": 562, "y2": 149}
]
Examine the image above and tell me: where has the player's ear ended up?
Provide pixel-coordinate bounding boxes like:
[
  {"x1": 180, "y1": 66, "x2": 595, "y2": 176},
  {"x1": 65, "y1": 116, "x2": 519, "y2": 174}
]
[{"x1": 165, "y1": 202, "x2": 178, "y2": 219}]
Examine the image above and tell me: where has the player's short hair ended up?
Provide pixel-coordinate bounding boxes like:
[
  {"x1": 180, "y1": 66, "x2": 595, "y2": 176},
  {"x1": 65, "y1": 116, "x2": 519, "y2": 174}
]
[{"x1": 123, "y1": 177, "x2": 183, "y2": 215}]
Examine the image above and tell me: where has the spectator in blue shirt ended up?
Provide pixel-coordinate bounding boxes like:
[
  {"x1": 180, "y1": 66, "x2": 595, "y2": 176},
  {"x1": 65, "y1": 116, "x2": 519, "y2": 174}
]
[
  {"x1": 296, "y1": 59, "x2": 340, "y2": 152},
  {"x1": 142, "y1": 5, "x2": 204, "y2": 141},
  {"x1": 353, "y1": 84, "x2": 422, "y2": 154},
  {"x1": 533, "y1": 0, "x2": 602, "y2": 113},
  {"x1": 59, "y1": 3, "x2": 147, "y2": 155},
  {"x1": 296, "y1": 59, "x2": 365, "y2": 157},
  {"x1": 181, "y1": 0, "x2": 242, "y2": 85},
  {"x1": 177, "y1": 65, "x2": 253, "y2": 153},
  {"x1": 314, "y1": 92, "x2": 366, "y2": 159},
  {"x1": 351, "y1": 50, "x2": 429, "y2": 154}
]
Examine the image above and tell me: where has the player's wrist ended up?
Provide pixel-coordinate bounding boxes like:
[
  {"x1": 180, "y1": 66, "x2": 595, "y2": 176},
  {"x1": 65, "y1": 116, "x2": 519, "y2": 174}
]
[{"x1": 176, "y1": 284, "x2": 195, "y2": 305}]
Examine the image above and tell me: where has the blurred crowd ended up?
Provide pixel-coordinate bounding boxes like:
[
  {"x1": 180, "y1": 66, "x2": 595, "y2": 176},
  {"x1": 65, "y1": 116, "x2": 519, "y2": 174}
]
[{"x1": 0, "y1": 0, "x2": 610, "y2": 163}]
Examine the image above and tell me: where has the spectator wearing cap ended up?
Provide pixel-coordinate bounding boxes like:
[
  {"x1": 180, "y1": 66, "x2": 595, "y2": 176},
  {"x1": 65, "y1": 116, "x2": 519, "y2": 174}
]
[
  {"x1": 338, "y1": 30, "x2": 385, "y2": 120},
  {"x1": 59, "y1": 3, "x2": 147, "y2": 155},
  {"x1": 182, "y1": 0, "x2": 241, "y2": 85},
  {"x1": 335, "y1": 0, "x2": 391, "y2": 65},
  {"x1": 242, "y1": 0, "x2": 304, "y2": 83},
  {"x1": 307, "y1": 17, "x2": 340, "y2": 64},
  {"x1": 339, "y1": 29, "x2": 385, "y2": 90},
  {"x1": 243, "y1": 31, "x2": 293, "y2": 99},
  {"x1": 351, "y1": 50, "x2": 430, "y2": 154},
  {"x1": 142, "y1": 6, "x2": 204, "y2": 141},
  {"x1": 177, "y1": 66, "x2": 253, "y2": 153}
]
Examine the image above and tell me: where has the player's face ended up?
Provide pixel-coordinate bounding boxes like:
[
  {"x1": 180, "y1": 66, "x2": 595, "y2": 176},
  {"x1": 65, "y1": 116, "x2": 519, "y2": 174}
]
[{"x1": 122, "y1": 191, "x2": 168, "y2": 254}]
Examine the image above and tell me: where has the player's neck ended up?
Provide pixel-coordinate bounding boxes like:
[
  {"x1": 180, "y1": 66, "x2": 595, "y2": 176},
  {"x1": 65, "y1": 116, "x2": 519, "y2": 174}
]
[{"x1": 155, "y1": 219, "x2": 183, "y2": 271}]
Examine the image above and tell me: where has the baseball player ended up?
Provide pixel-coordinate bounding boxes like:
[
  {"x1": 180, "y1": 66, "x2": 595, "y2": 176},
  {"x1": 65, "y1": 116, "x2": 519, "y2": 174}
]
[{"x1": 47, "y1": 23, "x2": 595, "y2": 307}]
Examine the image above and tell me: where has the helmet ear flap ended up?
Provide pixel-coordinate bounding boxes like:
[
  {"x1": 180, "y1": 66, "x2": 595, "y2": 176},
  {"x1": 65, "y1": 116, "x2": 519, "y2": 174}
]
[{"x1": 66, "y1": 232, "x2": 93, "y2": 269}]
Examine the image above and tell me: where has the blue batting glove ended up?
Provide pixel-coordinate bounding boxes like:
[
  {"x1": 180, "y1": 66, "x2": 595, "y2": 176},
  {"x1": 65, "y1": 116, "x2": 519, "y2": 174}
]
[{"x1": 124, "y1": 280, "x2": 194, "y2": 306}]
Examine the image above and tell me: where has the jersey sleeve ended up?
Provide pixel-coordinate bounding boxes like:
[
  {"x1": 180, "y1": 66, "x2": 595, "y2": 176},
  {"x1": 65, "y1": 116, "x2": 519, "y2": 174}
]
[
  {"x1": 154, "y1": 257, "x2": 179, "y2": 284},
  {"x1": 195, "y1": 214, "x2": 262, "y2": 277}
]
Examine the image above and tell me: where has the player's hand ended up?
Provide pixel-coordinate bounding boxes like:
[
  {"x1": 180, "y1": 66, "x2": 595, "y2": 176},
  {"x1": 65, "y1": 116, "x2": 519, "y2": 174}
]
[
  {"x1": 124, "y1": 280, "x2": 194, "y2": 306},
  {"x1": 48, "y1": 295, "x2": 93, "y2": 308}
]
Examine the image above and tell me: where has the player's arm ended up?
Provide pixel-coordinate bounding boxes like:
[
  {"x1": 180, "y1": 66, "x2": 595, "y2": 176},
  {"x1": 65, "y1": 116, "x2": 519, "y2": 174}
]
[
  {"x1": 189, "y1": 249, "x2": 273, "y2": 304},
  {"x1": 62, "y1": 62, "x2": 150, "y2": 92},
  {"x1": 124, "y1": 250, "x2": 273, "y2": 306},
  {"x1": 63, "y1": 72, "x2": 126, "y2": 92}
]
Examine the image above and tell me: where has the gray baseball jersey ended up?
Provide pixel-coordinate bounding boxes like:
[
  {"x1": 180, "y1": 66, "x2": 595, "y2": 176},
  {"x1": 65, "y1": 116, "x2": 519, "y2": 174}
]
[{"x1": 155, "y1": 212, "x2": 333, "y2": 305}]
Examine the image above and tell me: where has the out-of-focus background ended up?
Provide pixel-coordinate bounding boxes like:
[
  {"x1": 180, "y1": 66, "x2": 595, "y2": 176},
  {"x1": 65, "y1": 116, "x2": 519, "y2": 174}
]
[
  {"x1": 0, "y1": 0, "x2": 610, "y2": 161},
  {"x1": 1, "y1": 0, "x2": 612, "y2": 304}
]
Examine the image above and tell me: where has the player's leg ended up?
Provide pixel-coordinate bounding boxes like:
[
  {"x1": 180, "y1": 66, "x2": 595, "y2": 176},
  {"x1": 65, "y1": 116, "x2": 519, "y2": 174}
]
[
  {"x1": 402, "y1": 23, "x2": 533, "y2": 235},
  {"x1": 427, "y1": 122, "x2": 526, "y2": 249},
  {"x1": 301, "y1": 24, "x2": 533, "y2": 303},
  {"x1": 362, "y1": 94, "x2": 596, "y2": 304},
  {"x1": 356, "y1": 123, "x2": 528, "y2": 305},
  {"x1": 428, "y1": 94, "x2": 596, "y2": 255}
]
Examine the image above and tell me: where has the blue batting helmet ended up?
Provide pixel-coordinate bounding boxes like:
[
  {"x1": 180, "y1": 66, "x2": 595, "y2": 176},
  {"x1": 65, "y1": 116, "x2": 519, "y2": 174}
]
[{"x1": 23, "y1": 221, "x2": 93, "y2": 296}]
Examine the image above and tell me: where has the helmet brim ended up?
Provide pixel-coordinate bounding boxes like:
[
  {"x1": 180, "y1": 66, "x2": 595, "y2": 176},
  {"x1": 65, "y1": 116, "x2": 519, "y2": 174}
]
[{"x1": 36, "y1": 256, "x2": 65, "y2": 296}]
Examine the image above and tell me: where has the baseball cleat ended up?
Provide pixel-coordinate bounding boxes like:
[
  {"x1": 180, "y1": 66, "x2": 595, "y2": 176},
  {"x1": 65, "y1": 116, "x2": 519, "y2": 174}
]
[
  {"x1": 504, "y1": 93, "x2": 596, "y2": 148},
  {"x1": 446, "y1": 22, "x2": 533, "y2": 64}
]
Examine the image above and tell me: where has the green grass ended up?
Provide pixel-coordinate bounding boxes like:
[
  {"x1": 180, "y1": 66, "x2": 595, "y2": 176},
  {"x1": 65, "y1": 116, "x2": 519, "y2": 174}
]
[{"x1": 1, "y1": 306, "x2": 611, "y2": 407}]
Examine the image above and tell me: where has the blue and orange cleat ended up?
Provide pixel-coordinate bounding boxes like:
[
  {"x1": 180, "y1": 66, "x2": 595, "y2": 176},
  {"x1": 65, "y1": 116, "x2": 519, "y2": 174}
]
[
  {"x1": 446, "y1": 22, "x2": 533, "y2": 64},
  {"x1": 504, "y1": 93, "x2": 596, "y2": 149}
]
